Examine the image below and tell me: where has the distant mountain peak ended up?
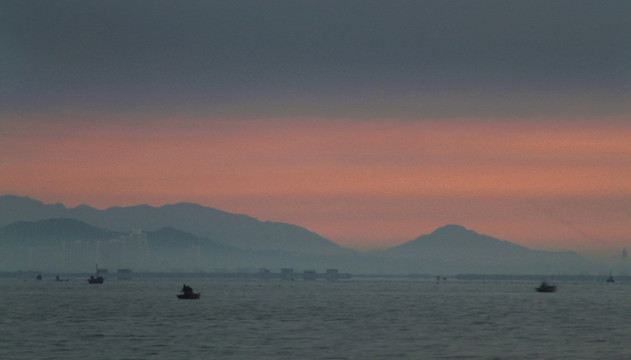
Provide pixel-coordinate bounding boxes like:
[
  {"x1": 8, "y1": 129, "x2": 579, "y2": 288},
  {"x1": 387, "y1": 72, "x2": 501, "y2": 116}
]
[
  {"x1": 431, "y1": 224, "x2": 477, "y2": 237},
  {"x1": 433, "y1": 224, "x2": 468, "y2": 232},
  {"x1": 0, "y1": 195, "x2": 354, "y2": 256},
  {"x1": 0, "y1": 218, "x2": 122, "y2": 241},
  {"x1": 0, "y1": 194, "x2": 57, "y2": 208},
  {"x1": 0, "y1": 194, "x2": 33, "y2": 202}
]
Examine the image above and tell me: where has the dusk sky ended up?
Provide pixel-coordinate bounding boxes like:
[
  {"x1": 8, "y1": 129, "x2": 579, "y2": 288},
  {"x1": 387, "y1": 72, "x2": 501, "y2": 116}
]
[{"x1": 2, "y1": 1, "x2": 630, "y2": 258}]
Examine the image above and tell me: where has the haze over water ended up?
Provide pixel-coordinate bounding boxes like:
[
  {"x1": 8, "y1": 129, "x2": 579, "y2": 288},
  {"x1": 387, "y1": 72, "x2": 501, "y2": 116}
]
[
  {"x1": 3, "y1": 1, "x2": 631, "y2": 259},
  {"x1": 2, "y1": 277, "x2": 629, "y2": 359}
]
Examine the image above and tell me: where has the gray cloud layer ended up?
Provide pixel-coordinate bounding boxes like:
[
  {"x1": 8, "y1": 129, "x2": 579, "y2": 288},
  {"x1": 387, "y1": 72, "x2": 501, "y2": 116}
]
[{"x1": 3, "y1": 0, "x2": 630, "y2": 119}]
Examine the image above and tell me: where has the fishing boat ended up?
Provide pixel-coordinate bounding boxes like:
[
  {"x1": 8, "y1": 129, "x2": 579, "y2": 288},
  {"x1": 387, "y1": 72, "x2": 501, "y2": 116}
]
[
  {"x1": 177, "y1": 292, "x2": 201, "y2": 299},
  {"x1": 88, "y1": 264, "x2": 105, "y2": 284},
  {"x1": 177, "y1": 284, "x2": 200, "y2": 299},
  {"x1": 606, "y1": 272, "x2": 615, "y2": 283},
  {"x1": 535, "y1": 281, "x2": 556, "y2": 293}
]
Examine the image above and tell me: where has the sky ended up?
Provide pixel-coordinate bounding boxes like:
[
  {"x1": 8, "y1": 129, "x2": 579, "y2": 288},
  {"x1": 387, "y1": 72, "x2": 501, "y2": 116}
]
[{"x1": 2, "y1": 1, "x2": 630, "y2": 259}]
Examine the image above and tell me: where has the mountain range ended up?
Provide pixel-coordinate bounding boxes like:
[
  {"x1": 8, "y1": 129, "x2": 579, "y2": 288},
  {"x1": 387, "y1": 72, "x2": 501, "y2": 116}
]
[
  {"x1": 0, "y1": 195, "x2": 605, "y2": 274},
  {"x1": 0, "y1": 195, "x2": 350, "y2": 256}
]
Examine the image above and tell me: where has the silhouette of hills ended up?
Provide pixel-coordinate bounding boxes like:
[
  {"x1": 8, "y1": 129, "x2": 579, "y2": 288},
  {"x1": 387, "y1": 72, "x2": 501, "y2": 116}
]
[
  {"x1": 0, "y1": 195, "x2": 605, "y2": 274},
  {"x1": 0, "y1": 195, "x2": 354, "y2": 256},
  {"x1": 0, "y1": 218, "x2": 123, "y2": 246},
  {"x1": 0, "y1": 218, "x2": 232, "y2": 252},
  {"x1": 384, "y1": 224, "x2": 533, "y2": 257},
  {"x1": 0, "y1": 217, "x2": 250, "y2": 272},
  {"x1": 379, "y1": 224, "x2": 598, "y2": 274},
  {"x1": 145, "y1": 226, "x2": 235, "y2": 252}
]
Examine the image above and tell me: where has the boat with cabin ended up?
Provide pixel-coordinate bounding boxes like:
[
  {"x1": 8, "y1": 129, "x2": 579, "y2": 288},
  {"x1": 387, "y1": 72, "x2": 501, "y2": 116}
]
[
  {"x1": 88, "y1": 264, "x2": 105, "y2": 284},
  {"x1": 177, "y1": 284, "x2": 200, "y2": 299},
  {"x1": 535, "y1": 281, "x2": 556, "y2": 293}
]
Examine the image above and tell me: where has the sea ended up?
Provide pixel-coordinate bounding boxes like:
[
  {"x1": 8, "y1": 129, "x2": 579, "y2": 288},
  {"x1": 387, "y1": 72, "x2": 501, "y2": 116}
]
[{"x1": 1, "y1": 277, "x2": 629, "y2": 360}]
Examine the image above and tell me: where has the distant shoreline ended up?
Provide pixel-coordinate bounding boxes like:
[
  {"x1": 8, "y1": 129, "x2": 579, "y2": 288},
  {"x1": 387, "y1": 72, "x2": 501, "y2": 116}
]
[{"x1": 2, "y1": 271, "x2": 626, "y2": 282}]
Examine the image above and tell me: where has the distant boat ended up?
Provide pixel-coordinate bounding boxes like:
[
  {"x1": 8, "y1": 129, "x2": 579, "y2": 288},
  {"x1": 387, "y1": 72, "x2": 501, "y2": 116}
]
[
  {"x1": 36, "y1": 274, "x2": 42, "y2": 280},
  {"x1": 88, "y1": 275, "x2": 104, "y2": 284},
  {"x1": 177, "y1": 292, "x2": 201, "y2": 299},
  {"x1": 88, "y1": 264, "x2": 105, "y2": 284},
  {"x1": 177, "y1": 284, "x2": 200, "y2": 299},
  {"x1": 606, "y1": 272, "x2": 615, "y2": 283},
  {"x1": 535, "y1": 281, "x2": 557, "y2": 293}
]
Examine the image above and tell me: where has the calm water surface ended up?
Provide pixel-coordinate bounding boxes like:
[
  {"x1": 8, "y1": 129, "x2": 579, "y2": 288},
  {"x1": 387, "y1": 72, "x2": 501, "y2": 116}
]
[{"x1": 1, "y1": 278, "x2": 629, "y2": 359}]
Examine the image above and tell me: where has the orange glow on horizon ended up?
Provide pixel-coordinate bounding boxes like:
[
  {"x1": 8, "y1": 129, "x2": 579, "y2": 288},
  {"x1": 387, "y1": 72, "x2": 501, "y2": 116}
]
[{"x1": 2, "y1": 115, "x2": 630, "y2": 256}]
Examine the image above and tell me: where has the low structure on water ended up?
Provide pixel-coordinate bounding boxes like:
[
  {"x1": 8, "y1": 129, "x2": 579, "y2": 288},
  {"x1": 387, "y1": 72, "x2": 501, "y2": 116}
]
[
  {"x1": 303, "y1": 270, "x2": 317, "y2": 281},
  {"x1": 326, "y1": 269, "x2": 339, "y2": 281},
  {"x1": 117, "y1": 268, "x2": 133, "y2": 280},
  {"x1": 280, "y1": 268, "x2": 294, "y2": 280}
]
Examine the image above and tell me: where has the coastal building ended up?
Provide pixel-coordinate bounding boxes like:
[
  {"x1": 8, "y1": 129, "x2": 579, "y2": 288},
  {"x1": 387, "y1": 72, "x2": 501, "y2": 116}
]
[
  {"x1": 29, "y1": 246, "x2": 62, "y2": 271},
  {"x1": 63, "y1": 240, "x2": 97, "y2": 271},
  {"x1": 303, "y1": 270, "x2": 317, "y2": 281},
  {"x1": 117, "y1": 268, "x2": 133, "y2": 280},
  {"x1": 280, "y1": 268, "x2": 294, "y2": 280},
  {"x1": 98, "y1": 239, "x2": 124, "y2": 270},
  {"x1": 120, "y1": 230, "x2": 149, "y2": 268},
  {"x1": 325, "y1": 268, "x2": 339, "y2": 281}
]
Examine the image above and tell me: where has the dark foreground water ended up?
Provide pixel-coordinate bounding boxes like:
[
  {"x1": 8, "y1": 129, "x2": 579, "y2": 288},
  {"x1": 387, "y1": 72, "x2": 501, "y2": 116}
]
[{"x1": 1, "y1": 278, "x2": 629, "y2": 359}]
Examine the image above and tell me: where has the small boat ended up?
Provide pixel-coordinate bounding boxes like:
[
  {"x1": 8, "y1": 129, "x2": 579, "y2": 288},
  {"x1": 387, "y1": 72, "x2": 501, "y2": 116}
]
[
  {"x1": 535, "y1": 281, "x2": 557, "y2": 293},
  {"x1": 88, "y1": 264, "x2": 105, "y2": 284},
  {"x1": 177, "y1": 284, "x2": 200, "y2": 299},
  {"x1": 606, "y1": 272, "x2": 615, "y2": 283},
  {"x1": 176, "y1": 292, "x2": 201, "y2": 300},
  {"x1": 36, "y1": 274, "x2": 42, "y2": 280},
  {"x1": 88, "y1": 275, "x2": 104, "y2": 284}
]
